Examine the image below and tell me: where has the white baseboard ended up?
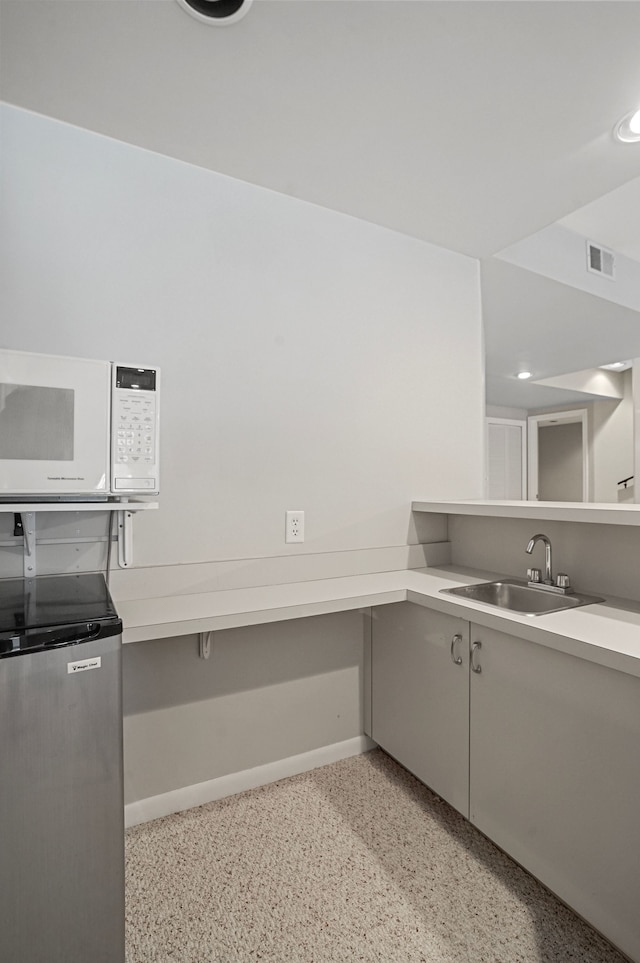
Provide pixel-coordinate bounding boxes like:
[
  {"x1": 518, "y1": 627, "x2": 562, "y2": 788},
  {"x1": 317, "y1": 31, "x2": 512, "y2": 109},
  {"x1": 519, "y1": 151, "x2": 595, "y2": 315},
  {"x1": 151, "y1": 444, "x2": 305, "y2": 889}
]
[{"x1": 125, "y1": 735, "x2": 376, "y2": 828}]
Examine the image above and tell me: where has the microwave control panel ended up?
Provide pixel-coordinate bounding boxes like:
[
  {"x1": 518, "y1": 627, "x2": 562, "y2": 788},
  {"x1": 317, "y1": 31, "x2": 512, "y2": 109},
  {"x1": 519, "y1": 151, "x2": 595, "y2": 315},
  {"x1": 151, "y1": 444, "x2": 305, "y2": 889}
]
[{"x1": 111, "y1": 365, "x2": 160, "y2": 494}]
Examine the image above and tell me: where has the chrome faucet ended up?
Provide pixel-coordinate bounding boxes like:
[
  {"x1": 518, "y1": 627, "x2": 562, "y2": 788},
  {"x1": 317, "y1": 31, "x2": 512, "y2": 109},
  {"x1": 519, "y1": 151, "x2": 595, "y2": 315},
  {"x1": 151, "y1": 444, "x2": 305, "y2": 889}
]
[
  {"x1": 525, "y1": 534, "x2": 573, "y2": 594},
  {"x1": 526, "y1": 533, "x2": 553, "y2": 584}
]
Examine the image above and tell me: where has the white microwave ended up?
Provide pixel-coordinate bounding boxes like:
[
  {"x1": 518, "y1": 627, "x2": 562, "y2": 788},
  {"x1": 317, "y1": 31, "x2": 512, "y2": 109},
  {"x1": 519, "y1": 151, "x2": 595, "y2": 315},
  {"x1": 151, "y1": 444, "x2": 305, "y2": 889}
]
[{"x1": 0, "y1": 348, "x2": 160, "y2": 499}]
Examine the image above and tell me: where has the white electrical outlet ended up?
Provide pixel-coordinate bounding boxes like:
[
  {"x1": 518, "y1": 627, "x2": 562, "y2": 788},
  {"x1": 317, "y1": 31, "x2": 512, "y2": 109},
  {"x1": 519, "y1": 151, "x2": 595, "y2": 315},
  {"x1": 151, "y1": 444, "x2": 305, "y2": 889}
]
[{"x1": 285, "y1": 510, "x2": 304, "y2": 543}]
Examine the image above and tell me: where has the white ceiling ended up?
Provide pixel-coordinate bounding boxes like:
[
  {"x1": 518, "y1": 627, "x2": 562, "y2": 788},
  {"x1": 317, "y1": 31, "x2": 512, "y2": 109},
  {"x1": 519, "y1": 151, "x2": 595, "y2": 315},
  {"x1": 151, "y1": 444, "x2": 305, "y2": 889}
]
[
  {"x1": 482, "y1": 257, "x2": 640, "y2": 409},
  {"x1": 560, "y1": 176, "x2": 640, "y2": 264},
  {"x1": 2, "y1": 0, "x2": 640, "y2": 407}
]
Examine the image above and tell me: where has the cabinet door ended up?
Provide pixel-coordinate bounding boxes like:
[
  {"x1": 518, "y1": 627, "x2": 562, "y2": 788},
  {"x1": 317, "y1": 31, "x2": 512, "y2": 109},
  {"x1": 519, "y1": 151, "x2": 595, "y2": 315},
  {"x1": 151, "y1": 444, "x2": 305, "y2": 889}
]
[
  {"x1": 469, "y1": 623, "x2": 640, "y2": 963},
  {"x1": 371, "y1": 602, "x2": 469, "y2": 817}
]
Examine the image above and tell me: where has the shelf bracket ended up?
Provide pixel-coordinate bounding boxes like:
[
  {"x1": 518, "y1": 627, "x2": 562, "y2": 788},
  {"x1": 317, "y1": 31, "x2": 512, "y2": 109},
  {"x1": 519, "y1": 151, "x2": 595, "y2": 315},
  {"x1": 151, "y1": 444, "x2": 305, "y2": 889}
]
[
  {"x1": 199, "y1": 631, "x2": 213, "y2": 659},
  {"x1": 20, "y1": 512, "x2": 37, "y2": 578},
  {"x1": 117, "y1": 510, "x2": 134, "y2": 568}
]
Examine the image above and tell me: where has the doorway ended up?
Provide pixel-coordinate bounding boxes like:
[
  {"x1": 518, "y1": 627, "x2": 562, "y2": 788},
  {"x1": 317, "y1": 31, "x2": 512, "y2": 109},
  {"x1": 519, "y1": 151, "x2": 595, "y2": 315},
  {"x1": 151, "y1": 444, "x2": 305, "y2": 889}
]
[{"x1": 527, "y1": 409, "x2": 589, "y2": 502}]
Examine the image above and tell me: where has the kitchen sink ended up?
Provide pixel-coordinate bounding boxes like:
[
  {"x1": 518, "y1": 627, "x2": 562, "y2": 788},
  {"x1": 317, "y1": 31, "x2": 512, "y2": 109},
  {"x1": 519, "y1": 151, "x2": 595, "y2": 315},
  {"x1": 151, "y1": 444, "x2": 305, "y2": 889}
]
[{"x1": 440, "y1": 579, "x2": 604, "y2": 616}]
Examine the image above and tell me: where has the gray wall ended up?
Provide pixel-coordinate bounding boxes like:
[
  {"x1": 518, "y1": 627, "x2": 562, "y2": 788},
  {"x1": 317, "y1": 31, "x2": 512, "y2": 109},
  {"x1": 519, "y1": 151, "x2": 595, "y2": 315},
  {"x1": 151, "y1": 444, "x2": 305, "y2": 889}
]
[
  {"x1": 0, "y1": 104, "x2": 484, "y2": 804},
  {"x1": 449, "y1": 514, "x2": 640, "y2": 604},
  {"x1": 538, "y1": 422, "x2": 583, "y2": 502},
  {"x1": 1, "y1": 104, "x2": 484, "y2": 572},
  {"x1": 591, "y1": 368, "x2": 634, "y2": 502},
  {"x1": 123, "y1": 611, "x2": 366, "y2": 804}
]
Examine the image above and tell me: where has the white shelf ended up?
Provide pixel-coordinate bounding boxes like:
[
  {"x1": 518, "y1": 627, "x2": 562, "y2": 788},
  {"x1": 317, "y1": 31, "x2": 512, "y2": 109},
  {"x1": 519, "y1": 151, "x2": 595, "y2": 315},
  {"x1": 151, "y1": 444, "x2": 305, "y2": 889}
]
[
  {"x1": 0, "y1": 501, "x2": 158, "y2": 513},
  {"x1": 0, "y1": 500, "x2": 158, "y2": 572},
  {"x1": 411, "y1": 500, "x2": 640, "y2": 526}
]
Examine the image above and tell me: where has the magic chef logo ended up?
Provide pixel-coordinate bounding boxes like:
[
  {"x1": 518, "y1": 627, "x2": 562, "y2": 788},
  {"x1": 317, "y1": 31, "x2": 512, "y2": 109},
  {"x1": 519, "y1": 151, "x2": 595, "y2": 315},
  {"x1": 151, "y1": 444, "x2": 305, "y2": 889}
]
[{"x1": 67, "y1": 657, "x2": 101, "y2": 674}]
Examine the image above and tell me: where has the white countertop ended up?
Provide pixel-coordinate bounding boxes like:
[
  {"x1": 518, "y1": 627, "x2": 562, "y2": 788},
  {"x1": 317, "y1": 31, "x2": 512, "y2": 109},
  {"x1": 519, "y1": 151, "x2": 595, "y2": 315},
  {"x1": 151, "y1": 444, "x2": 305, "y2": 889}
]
[{"x1": 118, "y1": 565, "x2": 640, "y2": 679}]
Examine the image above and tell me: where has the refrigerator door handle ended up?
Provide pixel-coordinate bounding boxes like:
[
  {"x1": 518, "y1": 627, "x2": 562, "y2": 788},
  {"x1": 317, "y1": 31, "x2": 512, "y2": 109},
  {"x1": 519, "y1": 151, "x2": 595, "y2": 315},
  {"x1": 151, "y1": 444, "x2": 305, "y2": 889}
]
[{"x1": 43, "y1": 622, "x2": 103, "y2": 648}]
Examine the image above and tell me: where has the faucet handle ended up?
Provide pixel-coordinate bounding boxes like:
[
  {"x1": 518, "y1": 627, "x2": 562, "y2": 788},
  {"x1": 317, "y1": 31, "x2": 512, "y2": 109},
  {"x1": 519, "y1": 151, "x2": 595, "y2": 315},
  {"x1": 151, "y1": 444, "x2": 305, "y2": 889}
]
[
  {"x1": 527, "y1": 567, "x2": 542, "y2": 583},
  {"x1": 556, "y1": 573, "x2": 571, "y2": 589}
]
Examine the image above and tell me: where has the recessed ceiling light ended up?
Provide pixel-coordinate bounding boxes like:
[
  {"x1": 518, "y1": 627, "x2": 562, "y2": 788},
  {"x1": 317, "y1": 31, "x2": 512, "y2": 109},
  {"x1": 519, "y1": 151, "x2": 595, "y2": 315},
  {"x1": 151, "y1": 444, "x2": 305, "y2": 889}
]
[
  {"x1": 600, "y1": 360, "x2": 632, "y2": 371},
  {"x1": 175, "y1": 0, "x2": 253, "y2": 25},
  {"x1": 517, "y1": 371, "x2": 532, "y2": 380},
  {"x1": 614, "y1": 108, "x2": 640, "y2": 144}
]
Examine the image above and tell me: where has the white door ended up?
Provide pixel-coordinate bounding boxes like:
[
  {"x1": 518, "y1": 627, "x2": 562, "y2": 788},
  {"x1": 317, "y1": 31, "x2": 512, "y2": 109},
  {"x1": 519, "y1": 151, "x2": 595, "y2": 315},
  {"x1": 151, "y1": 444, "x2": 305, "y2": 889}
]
[{"x1": 486, "y1": 418, "x2": 526, "y2": 499}]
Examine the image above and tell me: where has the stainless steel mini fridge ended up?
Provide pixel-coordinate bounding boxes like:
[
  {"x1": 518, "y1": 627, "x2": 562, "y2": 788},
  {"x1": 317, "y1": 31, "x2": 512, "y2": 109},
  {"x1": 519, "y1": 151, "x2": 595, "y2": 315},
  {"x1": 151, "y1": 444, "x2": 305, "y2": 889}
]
[{"x1": 0, "y1": 573, "x2": 125, "y2": 963}]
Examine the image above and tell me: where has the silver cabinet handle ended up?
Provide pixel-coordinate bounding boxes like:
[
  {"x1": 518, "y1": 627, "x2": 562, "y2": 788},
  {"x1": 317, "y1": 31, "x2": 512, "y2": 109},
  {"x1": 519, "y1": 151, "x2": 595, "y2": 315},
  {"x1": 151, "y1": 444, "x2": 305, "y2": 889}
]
[
  {"x1": 470, "y1": 640, "x2": 482, "y2": 673},
  {"x1": 450, "y1": 633, "x2": 463, "y2": 665}
]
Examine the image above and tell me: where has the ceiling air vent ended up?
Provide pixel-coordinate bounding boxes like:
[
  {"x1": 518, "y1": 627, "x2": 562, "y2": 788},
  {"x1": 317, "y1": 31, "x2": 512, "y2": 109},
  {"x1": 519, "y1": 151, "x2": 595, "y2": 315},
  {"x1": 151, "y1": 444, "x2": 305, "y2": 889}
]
[{"x1": 586, "y1": 241, "x2": 615, "y2": 280}]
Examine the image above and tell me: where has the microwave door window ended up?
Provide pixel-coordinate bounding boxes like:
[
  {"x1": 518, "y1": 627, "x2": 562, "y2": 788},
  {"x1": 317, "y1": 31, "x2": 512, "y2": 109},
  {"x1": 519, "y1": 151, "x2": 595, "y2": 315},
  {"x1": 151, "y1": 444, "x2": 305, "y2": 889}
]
[{"x1": 0, "y1": 384, "x2": 74, "y2": 461}]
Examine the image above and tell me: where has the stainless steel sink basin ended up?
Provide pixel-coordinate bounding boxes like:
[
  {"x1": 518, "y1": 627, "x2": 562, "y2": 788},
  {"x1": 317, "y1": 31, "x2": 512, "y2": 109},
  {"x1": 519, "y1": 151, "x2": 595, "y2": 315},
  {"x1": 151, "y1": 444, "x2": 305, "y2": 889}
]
[{"x1": 440, "y1": 579, "x2": 604, "y2": 616}]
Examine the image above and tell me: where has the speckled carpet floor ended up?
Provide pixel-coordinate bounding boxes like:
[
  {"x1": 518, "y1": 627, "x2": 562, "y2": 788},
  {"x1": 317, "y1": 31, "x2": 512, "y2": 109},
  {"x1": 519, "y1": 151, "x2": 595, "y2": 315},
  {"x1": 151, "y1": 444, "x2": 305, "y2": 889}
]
[{"x1": 125, "y1": 749, "x2": 626, "y2": 963}]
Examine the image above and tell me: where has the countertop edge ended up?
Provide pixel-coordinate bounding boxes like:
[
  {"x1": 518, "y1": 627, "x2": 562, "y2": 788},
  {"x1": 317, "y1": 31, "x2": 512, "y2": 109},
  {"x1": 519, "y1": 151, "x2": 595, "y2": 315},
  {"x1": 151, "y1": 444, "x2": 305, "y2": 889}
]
[
  {"x1": 118, "y1": 567, "x2": 640, "y2": 678},
  {"x1": 411, "y1": 500, "x2": 640, "y2": 525}
]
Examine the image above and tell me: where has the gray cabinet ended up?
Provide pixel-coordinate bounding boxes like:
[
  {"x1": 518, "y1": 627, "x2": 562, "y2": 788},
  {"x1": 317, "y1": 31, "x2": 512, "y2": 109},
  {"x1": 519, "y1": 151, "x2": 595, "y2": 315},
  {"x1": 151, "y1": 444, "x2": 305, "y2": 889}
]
[
  {"x1": 370, "y1": 604, "x2": 640, "y2": 962},
  {"x1": 370, "y1": 602, "x2": 469, "y2": 817},
  {"x1": 469, "y1": 623, "x2": 640, "y2": 963}
]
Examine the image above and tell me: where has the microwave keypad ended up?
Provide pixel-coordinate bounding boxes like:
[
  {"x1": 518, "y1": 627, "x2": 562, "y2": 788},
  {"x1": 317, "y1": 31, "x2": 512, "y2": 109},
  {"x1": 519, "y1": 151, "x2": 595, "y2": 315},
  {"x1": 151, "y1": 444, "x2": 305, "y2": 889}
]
[{"x1": 115, "y1": 395, "x2": 156, "y2": 465}]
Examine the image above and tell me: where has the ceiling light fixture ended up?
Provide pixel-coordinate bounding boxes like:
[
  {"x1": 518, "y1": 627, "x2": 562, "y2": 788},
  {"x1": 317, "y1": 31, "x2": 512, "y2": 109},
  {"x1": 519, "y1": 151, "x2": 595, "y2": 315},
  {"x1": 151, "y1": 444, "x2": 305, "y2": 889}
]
[
  {"x1": 175, "y1": 0, "x2": 253, "y2": 25},
  {"x1": 614, "y1": 107, "x2": 640, "y2": 144},
  {"x1": 517, "y1": 371, "x2": 532, "y2": 380},
  {"x1": 600, "y1": 360, "x2": 631, "y2": 371}
]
